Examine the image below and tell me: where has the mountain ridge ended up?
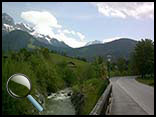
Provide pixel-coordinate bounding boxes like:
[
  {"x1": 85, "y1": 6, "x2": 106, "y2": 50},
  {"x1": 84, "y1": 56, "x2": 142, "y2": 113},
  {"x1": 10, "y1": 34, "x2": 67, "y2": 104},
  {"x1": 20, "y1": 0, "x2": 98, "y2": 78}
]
[
  {"x1": 2, "y1": 12, "x2": 138, "y2": 61},
  {"x1": 85, "y1": 40, "x2": 102, "y2": 46},
  {"x1": 67, "y1": 38, "x2": 137, "y2": 61}
]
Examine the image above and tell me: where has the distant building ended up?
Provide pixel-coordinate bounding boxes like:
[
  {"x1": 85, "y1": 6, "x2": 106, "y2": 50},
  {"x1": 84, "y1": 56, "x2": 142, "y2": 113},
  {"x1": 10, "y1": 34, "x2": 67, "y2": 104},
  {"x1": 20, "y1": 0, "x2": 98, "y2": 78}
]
[
  {"x1": 67, "y1": 61, "x2": 76, "y2": 68},
  {"x1": 3, "y1": 55, "x2": 8, "y2": 59}
]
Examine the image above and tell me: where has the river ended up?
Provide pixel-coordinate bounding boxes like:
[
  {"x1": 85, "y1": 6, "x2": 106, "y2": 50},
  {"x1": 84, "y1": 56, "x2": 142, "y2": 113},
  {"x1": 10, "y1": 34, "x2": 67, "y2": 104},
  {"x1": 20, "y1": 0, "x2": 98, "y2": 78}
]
[{"x1": 40, "y1": 88, "x2": 76, "y2": 115}]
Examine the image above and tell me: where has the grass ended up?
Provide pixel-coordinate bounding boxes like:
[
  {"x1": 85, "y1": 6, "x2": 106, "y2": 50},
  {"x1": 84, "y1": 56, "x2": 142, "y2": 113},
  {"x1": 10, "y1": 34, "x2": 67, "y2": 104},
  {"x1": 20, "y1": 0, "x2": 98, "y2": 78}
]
[
  {"x1": 50, "y1": 53, "x2": 88, "y2": 67},
  {"x1": 136, "y1": 75, "x2": 154, "y2": 87}
]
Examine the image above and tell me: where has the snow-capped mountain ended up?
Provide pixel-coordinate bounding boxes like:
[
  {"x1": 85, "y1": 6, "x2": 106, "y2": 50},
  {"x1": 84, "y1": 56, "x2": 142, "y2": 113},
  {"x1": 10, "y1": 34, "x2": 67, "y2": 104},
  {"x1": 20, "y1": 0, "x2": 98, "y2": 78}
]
[
  {"x1": 15, "y1": 23, "x2": 34, "y2": 33},
  {"x1": 2, "y1": 13, "x2": 33, "y2": 33},
  {"x1": 85, "y1": 40, "x2": 102, "y2": 46},
  {"x1": 30, "y1": 31, "x2": 59, "y2": 45},
  {"x1": 2, "y1": 13, "x2": 70, "y2": 48},
  {"x1": 2, "y1": 13, "x2": 15, "y2": 26},
  {"x1": 2, "y1": 13, "x2": 15, "y2": 33},
  {"x1": 85, "y1": 37, "x2": 124, "y2": 46},
  {"x1": 2, "y1": 23, "x2": 15, "y2": 32}
]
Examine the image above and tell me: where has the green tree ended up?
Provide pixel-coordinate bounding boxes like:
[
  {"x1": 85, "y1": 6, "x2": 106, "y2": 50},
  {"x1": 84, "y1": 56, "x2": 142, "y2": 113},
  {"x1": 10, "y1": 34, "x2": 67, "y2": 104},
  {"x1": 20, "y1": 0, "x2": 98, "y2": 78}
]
[
  {"x1": 41, "y1": 48, "x2": 50, "y2": 58},
  {"x1": 131, "y1": 39, "x2": 154, "y2": 78},
  {"x1": 97, "y1": 56, "x2": 104, "y2": 64},
  {"x1": 116, "y1": 57, "x2": 127, "y2": 73},
  {"x1": 99, "y1": 63, "x2": 108, "y2": 80}
]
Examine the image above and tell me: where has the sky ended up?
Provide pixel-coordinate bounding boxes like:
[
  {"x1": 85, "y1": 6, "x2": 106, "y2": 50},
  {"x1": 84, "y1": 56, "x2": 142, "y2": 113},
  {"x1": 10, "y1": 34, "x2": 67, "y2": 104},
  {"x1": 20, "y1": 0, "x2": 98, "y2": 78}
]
[{"x1": 2, "y1": 2, "x2": 154, "y2": 48}]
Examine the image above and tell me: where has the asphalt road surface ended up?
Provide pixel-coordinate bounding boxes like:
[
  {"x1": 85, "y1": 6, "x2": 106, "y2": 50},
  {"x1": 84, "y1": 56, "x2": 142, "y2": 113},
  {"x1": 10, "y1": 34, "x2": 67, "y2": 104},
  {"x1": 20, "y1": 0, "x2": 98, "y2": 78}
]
[{"x1": 110, "y1": 76, "x2": 154, "y2": 115}]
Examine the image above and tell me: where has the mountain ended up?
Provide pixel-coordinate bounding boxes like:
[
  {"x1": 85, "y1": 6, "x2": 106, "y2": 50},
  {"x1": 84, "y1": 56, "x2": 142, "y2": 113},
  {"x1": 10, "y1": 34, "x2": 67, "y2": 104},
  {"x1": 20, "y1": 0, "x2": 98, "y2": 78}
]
[
  {"x1": 2, "y1": 13, "x2": 71, "y2": 50},
  {"x1": 2, "y1": 30, "x2": 35, "y2": 51},
  {"x1": 67, "y1": 38, "x2": 138, "y2": 61},
  {"x1": 2, "y1": 13, "x2": 33, "y2": 37},
  {"x1": 2, "y1": 13, "x2": 34, "y2": 34},
  {"x1": 2, "y1": 30, "x2": 137, "y2": 61},
  {"x1": 85, "y1": 40, "x2": 102, "y2": 46},
  {"x1": 2, "y1": 13, "x2": 15, "y2": 35},
  {"x1": 2, "y1": 13, "x2": 138, "y2": 61},
  {"x1": 15, "y1": 23, "x2": 34, "y2": 33},
  {"x1": 2, "y1": 13, "x2": 15, "y2": 26},
  {"x1": 49, "y1": 38, "x2": 70, "y2": 48},
  {"x1": 2, "y1": 30, "x2": 72, "y2": 52}
]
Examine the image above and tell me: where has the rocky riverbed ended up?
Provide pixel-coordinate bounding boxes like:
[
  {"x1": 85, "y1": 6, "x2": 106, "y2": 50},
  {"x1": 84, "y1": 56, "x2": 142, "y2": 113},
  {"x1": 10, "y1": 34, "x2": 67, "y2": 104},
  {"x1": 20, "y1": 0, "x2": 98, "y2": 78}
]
[{"x1": 40, "y1": 88, "x2": 75, "y2": 115}]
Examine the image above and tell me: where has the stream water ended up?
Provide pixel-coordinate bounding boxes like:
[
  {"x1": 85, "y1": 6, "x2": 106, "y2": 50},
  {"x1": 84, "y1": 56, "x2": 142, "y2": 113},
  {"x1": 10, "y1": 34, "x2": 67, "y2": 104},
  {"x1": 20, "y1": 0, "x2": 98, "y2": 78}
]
[{"x1": 40, "y1": 88, "x2": 76, "y2": 115}]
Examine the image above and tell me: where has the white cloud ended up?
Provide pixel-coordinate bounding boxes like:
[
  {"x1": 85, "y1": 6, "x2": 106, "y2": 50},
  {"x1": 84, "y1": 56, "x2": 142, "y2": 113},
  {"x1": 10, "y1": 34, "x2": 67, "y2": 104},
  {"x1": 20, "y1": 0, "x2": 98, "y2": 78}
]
[
  {"x1": 21, "y1": 11, "x2": 87, "y2": 48},
  {"x1": 54, "y1": 31, "x2": 86, "y2": 48},
  {"x1": 71, "y1": 30, "x2": 76, "y2": 35},
  {"x1": 21, "y1": 11, "x2": 61, "y2": 28},
  {"x1": 63, "y1": 29, "x2": 71, "y2": 34},
  {"x1": 21, "y1": 11, "x2": 61, "y2": 37},
  {"x1": 77, "y1": 32, "x2": 85, "y2": 41},
  {"x1": 62, "y1": 29, "x2": 85, "y2": 42},
  {"x1": 92, "y1": 2, "x2": 154, "y2": 19}
]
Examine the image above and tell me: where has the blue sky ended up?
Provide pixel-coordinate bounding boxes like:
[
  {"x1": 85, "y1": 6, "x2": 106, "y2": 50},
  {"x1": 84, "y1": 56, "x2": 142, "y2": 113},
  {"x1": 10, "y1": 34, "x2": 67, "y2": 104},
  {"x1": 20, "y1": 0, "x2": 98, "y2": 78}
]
[{"x1": 2, "y1": 2, "x2": 154, "y2": 48}]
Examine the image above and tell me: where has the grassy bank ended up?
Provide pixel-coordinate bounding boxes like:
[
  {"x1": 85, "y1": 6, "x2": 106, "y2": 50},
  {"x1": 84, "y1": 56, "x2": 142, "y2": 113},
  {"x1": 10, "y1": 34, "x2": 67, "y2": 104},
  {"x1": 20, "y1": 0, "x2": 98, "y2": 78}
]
[
  {"x1": 2, "y1": 48, "x2": 109, "y2": 115},
  {"x1": 80, "y1": 79, "x2": 109, "y2": 115},
  {"x1": 136, "y1": 76, "x2": 154, "y2": 87}
]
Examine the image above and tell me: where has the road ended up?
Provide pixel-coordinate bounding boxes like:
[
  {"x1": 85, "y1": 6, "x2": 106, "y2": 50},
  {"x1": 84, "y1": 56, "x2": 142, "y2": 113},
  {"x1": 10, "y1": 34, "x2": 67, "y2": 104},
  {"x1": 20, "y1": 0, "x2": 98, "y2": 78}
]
[{"x1": 110, "y1": 76, "x2": 154, "y2": 115}]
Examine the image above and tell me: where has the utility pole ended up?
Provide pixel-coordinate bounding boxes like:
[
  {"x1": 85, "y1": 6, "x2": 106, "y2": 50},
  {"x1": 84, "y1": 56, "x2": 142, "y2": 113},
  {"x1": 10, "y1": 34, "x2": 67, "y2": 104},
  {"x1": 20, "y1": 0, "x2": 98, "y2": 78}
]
[{"x1": 107, "y1": 55, "x2": 111, "y2": 79}]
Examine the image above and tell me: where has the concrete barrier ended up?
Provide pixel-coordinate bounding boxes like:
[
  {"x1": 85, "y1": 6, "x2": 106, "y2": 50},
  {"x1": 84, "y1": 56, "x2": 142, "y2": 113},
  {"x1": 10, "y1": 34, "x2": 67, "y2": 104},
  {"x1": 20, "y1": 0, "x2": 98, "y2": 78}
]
[{"x1": 89, "y1": 83, "x2": 112, "y2": 115}]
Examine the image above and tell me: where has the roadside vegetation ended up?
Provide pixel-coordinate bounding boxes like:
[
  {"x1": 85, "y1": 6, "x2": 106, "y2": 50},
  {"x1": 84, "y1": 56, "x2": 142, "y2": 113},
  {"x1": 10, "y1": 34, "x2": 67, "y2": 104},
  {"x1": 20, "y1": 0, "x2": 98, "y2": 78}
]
[
  {"x1": 136, "y1": 75, "x2": 154, "y2": 87},
  {"x1": 109, "y1": 57, "x2": 131, "y2": 77},
  {"x1": 109, "y1": 39, "x2": 154, "y2": 87},
  {"x1": 2, "y1": 48, "x2": 109, "y2": 115},
  {"x1": 131, "y1": 39, "x2": 154, "y2": 86},
  {"x1": 131, "y1": 39, "x2": 154, "y2": 77}
]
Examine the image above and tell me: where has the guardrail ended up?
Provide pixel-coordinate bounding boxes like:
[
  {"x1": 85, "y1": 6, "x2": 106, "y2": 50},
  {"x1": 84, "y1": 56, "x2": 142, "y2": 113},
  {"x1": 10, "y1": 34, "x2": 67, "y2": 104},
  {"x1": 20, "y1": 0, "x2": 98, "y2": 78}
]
[{"x1": 89, "y1": 82, "x2": 112, "y2": 115}]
